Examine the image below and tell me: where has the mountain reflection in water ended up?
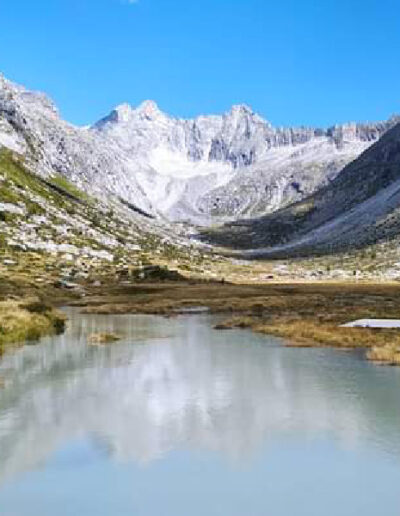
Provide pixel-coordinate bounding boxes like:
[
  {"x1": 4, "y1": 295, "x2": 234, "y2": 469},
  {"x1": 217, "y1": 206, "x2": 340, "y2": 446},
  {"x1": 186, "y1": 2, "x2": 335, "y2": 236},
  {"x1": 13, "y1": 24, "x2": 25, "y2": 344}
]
[{"x1": 0, "y1": 310, "x2": 400, "y2": 486}]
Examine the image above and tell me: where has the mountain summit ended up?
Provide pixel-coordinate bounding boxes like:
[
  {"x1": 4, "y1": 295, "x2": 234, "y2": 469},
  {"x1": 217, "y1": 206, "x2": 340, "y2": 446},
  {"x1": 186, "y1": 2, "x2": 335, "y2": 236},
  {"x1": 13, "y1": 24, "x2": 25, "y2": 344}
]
[{"x1": 0, "y1": 75, "x2": 398, "y2": 225}]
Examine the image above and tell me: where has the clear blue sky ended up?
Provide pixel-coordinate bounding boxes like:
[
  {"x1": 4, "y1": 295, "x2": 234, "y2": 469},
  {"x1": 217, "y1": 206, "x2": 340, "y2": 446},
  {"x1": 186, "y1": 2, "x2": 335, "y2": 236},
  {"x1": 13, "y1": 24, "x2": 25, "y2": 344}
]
[{"x1": 1, "y1": 0, "x2": 399, "y2": 127}]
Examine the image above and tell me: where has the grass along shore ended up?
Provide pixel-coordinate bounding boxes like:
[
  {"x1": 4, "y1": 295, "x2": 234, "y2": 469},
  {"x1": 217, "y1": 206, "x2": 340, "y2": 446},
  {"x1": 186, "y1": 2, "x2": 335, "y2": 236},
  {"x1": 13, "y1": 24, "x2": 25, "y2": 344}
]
[
  {"x1": 2, "y1": 248, "x2": 400, "y2": 365},
  {"x1": 75, "y1": 281, "x2": 400, "y2": 366},
  {"x1": 0, "y1": 299, "x2": 66, "y2": 354}
]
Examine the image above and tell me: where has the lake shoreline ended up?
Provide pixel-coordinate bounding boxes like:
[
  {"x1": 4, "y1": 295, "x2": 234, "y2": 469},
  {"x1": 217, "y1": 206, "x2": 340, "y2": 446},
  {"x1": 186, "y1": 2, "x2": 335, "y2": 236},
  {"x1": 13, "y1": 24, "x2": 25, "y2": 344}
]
[
  {"x1": 73, "y1": 280, "x2": 400, "y2": 366},
  {"x1": 2, "y1": 278, "x2": 400, "y2": 365}
]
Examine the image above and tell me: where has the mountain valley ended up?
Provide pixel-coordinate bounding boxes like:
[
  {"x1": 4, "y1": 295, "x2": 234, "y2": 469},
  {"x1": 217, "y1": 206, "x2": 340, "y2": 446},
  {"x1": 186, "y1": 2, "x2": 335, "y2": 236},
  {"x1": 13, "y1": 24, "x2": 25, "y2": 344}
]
[{"x1": 1, "y1": 74, "x2": 400, "y2": 286}]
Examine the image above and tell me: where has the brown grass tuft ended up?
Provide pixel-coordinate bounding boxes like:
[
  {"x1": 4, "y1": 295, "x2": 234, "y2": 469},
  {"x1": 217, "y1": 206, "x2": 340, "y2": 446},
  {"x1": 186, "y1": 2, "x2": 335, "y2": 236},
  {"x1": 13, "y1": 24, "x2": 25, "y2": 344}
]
[
  {"x1": 0, "y1": 298, "x2": 66, "y2": 349},
  {"x1": 74, "y1": 281, "x2": 400, "y2": 364},
  {"x1": 367, "y1": 344, "x2": 400, "y2": 365},
  {"x1": 87, "y1": 332, "x2": 121, "y2": 345}
]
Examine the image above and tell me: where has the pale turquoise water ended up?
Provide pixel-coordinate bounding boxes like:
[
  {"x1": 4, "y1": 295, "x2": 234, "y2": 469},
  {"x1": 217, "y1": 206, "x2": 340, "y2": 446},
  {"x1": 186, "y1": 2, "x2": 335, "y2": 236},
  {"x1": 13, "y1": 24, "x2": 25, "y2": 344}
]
[{"x1": 0, "y1": 309, "x2": 400, "y2": 516}]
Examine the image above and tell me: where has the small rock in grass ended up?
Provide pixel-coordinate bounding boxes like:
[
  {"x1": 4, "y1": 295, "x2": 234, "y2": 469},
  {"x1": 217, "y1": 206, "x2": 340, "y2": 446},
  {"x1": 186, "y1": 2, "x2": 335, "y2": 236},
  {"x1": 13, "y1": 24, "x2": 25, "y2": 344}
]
[
  {"x1": 3, "y1": 259, "x2": 17, "y2": 266},
  {"x1": 54, "y1": 279, "x2": 80, "y2": 290}
]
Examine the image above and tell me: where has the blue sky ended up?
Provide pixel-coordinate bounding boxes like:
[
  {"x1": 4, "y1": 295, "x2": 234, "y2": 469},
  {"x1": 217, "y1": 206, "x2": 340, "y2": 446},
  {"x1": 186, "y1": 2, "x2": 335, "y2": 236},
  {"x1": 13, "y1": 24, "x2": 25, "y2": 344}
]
[{"x1": 0, "y1": 0, "x2": 399, "y2": 127}]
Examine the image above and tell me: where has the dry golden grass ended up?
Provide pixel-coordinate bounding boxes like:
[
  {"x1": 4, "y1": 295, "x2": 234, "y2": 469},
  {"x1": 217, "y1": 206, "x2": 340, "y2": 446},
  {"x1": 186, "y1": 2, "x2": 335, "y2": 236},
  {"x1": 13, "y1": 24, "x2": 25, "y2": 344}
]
[
  {"x1": 87, "y1": 332, "x2": 121, "y2": 345},
  {"x1": 0, "y1": 298, "x2": 66, "y2": 351},
  {"x1": 367, "y1": 343, "x2": 400, "y2": 365},
  {"x1": 252, "y1": 320, "x2": 400, "y2": 349},
  {"x1": 0, "y1": 253, "x2": 82, "y2": 305},
  {"x1": 4, "y1": 253, "x2": 400, "y2": 363},
  {"x1": 214, "y1": 316, "x2": 255, "y2": 330},
  {"x1": 78, "y1": 281, "x2": 400, "y2": 320},
  {"x1": 77, "y1": 281, "x2": 400, "y2": 363},
  {"x1": 213, "y1": 316, "x2": 400, "y2": 349}
]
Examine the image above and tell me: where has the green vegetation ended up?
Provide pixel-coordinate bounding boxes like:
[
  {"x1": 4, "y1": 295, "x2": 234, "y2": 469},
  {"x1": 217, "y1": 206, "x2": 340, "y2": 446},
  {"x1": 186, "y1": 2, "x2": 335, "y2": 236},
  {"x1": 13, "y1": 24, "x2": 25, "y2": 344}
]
[
  {"x1": 48, "y1": 174, "x2": 92, "y2": 203},
  {"x1": 0, "y1": 150, "x2": 92, "y2": 217},
  {"x1": 0, "y1": 180, "x2": 20, "y2": 204},
  {"x1": 0, "y1": 149, "x2": 51, "y2": 200}
]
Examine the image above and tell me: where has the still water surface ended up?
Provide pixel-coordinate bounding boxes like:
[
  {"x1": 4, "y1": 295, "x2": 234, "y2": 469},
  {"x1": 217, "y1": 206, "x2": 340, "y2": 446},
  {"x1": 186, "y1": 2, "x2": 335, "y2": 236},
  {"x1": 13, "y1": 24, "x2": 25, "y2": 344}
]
[{"x1": 0, "y1": 309, "x2": 400, "y2": 515}]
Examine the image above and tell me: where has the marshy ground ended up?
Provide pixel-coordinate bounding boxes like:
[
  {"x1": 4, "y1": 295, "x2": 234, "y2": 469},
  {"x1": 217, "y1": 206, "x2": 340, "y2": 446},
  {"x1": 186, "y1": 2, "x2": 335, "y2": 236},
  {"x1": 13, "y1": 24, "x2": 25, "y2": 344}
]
[
  {"x1": 2, "y1": 249, "x2": 400, "y2": 365},
  {"x1": 75, "y1": 280, "x2": 400, "y2": 365}
]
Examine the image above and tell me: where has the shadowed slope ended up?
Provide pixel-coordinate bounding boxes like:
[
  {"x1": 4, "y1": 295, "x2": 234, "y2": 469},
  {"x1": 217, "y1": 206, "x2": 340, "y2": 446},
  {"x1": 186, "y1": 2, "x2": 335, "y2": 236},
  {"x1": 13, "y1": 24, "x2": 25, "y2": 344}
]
[{"x1": 199, "y1": 122, "x2": 400, "y2": 257}]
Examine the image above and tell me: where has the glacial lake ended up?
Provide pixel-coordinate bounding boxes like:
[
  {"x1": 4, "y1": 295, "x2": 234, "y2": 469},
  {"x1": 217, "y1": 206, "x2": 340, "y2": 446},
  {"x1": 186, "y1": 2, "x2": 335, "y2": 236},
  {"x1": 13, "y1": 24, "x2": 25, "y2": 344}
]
[{"x1": 0, "y1": 309, "x2": 400, "y2": 516}]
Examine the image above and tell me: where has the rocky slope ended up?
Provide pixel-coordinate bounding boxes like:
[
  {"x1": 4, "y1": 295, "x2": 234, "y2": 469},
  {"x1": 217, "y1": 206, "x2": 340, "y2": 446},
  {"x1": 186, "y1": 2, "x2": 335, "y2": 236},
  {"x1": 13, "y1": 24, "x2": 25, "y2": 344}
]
[
  {"x1": 0, "y1": 75, "x2": 153, "y2": 216},
  {"x1": 0, "y1": 147, "x2": 209, "y2": 288},
  {"x1": 93, "y1": 100, "x2": 397, "y2": 223},
  {"x1": 1, "y1": 74, "x2": 397, "y2": 226},
  {"x1": 200, "y1": 121, "x2": 400, "y2": 258},
  {"x1": 3, "y1": 73, "x2": 400, "y2": 267}
]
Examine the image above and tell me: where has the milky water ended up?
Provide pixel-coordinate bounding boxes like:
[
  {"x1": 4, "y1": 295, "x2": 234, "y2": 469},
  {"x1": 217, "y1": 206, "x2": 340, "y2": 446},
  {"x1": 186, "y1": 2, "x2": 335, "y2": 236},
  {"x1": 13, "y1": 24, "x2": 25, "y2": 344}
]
[{"x1": 0, "y1": 309, "x2": 400, "y2": 516}]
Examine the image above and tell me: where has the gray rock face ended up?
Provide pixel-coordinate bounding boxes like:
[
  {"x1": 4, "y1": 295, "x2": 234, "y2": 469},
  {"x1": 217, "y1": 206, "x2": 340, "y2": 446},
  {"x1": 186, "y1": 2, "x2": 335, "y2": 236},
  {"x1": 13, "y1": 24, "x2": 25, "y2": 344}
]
[
  {"x1": 0, "y1": 74, "x2": 398, "y2": 225},
  {"x1": 91, "y1": 97, "x2": 398, "y2": 223},
  {"x1": 199, "y1": 122, "x2": 400, "y2": 258},
  {"x1": 0, "y1": 75, "x2": 153, "y2": 214}
]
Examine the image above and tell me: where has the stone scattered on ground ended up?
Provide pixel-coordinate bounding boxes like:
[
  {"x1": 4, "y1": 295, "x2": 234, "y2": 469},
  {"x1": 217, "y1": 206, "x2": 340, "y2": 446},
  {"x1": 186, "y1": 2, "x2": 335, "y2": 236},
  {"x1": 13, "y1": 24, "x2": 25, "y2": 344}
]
[
  {"x1": 54, "y1": 279, "x2": 82, "y2": 290},
  {"x1": 3, "y1": 259, "x2": 17, "y2": 266}
]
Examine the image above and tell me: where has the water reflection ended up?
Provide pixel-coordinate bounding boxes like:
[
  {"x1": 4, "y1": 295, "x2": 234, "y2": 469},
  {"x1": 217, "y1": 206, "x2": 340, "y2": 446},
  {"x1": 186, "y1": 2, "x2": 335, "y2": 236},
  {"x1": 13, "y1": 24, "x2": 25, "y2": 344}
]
[{"x1": 0, "y1": 310, "x2": 400, "y2": 485}]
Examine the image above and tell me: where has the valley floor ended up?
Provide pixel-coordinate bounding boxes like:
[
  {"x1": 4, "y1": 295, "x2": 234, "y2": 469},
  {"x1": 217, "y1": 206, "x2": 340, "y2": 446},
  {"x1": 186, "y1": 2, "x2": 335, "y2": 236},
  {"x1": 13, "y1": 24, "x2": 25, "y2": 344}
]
[
  {"x1": 75, "y1": 279, "x2": 400, "y2": 366},
  {"x1": 2, "y1": 248, "x2": 400, "y2": 365}
]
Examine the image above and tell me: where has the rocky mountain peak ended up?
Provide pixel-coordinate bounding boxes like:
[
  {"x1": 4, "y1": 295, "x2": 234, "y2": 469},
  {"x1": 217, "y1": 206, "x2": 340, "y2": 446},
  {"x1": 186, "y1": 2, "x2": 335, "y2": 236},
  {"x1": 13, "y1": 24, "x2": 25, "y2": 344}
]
[
  {"x1": 229, "y1": 104, "x2": 254, "y2": 115},
  {"x1": 1, "y1": 74, "x2": 398, "y2": 225},
  {"x1": 94, "y1": 100, "x2": 166, "y2": 130},
  {"x1": 0, "y1": 76, "x2": 58, "y2": 120},
  {"x1": 94, "y1": 103, "x2": 134, "y2": 127},
  {"x1": 135, "y1": 100, "x2": 163, "y2": 120},
  {"x1": 227, "y1": 104, "x2": 270, "y2": 126},
  {"x1": 112, "y1": 103, "x2": 133, "y2": 122}
]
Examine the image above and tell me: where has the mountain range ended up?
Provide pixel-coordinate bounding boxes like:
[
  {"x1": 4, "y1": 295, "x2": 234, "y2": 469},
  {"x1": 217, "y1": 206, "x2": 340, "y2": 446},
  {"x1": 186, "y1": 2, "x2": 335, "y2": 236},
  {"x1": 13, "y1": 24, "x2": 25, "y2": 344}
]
[{"x1": 1, "y1": 74, "x2": 400, "y2": 260}]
